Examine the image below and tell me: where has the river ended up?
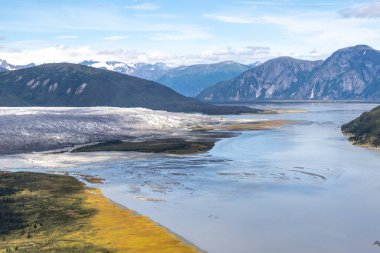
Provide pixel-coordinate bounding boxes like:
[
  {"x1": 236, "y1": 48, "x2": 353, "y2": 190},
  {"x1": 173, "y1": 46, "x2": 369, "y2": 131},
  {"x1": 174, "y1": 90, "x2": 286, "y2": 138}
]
[{"x1": 1, "y1": 103, "x2": 380, "y2": 253}]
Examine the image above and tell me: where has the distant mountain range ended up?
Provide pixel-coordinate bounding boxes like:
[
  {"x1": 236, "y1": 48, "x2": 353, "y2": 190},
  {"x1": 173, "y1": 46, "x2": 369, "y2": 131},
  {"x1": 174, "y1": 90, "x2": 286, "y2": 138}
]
[
  {"x1": 0, "y1": 59, "x2": 35, "y2": 71},
  {"x1": 80, "y1": 60, "x2": 255, "y2": 97},
  {"x1": 156, "y1": 61, "x2": 252, "y2": 97},
  {"x1": 1, "y1": 58, "x2": 257, "y2": 97},
  {"x1": 0, "y1": 63, "x2": 260, "y2": 115},
  {"x1": 198, "y1": 45, "x2": 380, "y2": 102},
  {"x1": 2, "y1": 44, "x2": 380, "y2": 104},
  {"x1": 80, "y1": 60, "x2": 170, "y2": 81}
]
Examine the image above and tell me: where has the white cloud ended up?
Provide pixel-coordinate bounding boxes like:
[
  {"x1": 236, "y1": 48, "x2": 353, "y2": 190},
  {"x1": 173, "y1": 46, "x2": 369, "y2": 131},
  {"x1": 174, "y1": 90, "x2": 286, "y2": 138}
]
[
  {"x1": 102, "y1": 36, "x2": 129, "y2": 41},
  {"x1": 0, "y1": 44, "x2": 274, "y2": 66},
  {"x1": 340, "y1": 1, "x2": 380, "y2": 18},
  {"x1": 55, "y1": 35, "x2": 77, "y2": 40},
  {"x1": 197, "y1": 46, "x2": 274, "y2": 64},
  {"x1": 125, "y1": 3, "x2": 160, "y2": 11},
  {"x1": 0, "y1": 45, "x2": 94, "y2": 65}
]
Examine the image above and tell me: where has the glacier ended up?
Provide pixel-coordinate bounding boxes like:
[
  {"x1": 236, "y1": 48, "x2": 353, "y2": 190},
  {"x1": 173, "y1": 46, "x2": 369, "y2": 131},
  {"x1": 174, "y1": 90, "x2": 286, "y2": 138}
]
[{"x1": 0, "y1": 107, "x2": 216, "y2": 155}]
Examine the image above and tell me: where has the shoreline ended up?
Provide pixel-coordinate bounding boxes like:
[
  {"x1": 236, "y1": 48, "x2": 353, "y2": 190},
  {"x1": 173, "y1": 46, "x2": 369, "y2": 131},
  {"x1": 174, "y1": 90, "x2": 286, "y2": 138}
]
[{"x1": 0, "y1": 171, "x2": 202, "y2": 253}]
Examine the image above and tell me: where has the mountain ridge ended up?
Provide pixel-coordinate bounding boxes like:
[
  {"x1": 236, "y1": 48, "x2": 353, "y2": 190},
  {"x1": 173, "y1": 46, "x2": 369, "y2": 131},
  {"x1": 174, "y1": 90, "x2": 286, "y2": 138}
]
[
  {"x1": 0, "y1": 59, "x2": 35, "y2": 71},
  {"x1": 198, "y1": 45, "x2": 380, "y2": 102},
  {"x1": 80, "y1": 60, "x2": 253, "y2": 97},
  {"x1": 0, "y1": 63, "x2": 260, "y2": 115}
]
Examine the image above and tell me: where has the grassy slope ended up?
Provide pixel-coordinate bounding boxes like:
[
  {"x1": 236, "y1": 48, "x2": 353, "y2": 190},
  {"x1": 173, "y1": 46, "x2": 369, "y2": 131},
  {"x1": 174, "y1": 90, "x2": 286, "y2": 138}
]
[
  {"x1": 0, "y1": 172, "x2": 200, "y2": 253},
  {"x1": 0, "y1": 63, "x2": 260, "y2": 115},
  {"x1": 341, "y1": 105, "x2": 380, "y2": 147}
]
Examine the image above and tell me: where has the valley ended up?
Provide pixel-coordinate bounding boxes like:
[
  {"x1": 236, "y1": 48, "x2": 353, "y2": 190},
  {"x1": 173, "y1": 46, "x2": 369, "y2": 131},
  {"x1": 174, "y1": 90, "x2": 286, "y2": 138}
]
[{"x1": 1, "y1": 103, "x2": 379, "y2": 253}]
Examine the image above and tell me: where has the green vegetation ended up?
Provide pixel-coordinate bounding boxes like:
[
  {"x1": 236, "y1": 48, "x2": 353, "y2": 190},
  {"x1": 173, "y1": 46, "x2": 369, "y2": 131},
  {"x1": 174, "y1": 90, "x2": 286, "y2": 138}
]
[
  {"x1": 0, "y1": 172, "x2": 108, "y2": 252},
  {"x1": 72, "y1": 139, "x2": 215, "y2": 154},
  {"x1": 0, "y1": 172, "x2": 201, "y2": 253},
  {"x1": 341, "y1": 105, "x2": 380, "y2": 147},
  {"x1": 0, "y1": 63, "x2": 262, "y2": 115}
]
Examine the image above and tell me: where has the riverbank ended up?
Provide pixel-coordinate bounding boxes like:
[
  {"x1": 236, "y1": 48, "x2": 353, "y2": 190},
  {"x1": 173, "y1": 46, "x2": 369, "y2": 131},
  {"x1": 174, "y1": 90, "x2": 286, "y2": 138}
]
[
  {"x1": 0, "y1": 172, "x2": 200, "y2": 253},
  {"x1": 72, "y1": 120, "x2": 292, "y2": 155},
  {"x1": 341, "y1": 105, "x2": 380, "y2": 148}
]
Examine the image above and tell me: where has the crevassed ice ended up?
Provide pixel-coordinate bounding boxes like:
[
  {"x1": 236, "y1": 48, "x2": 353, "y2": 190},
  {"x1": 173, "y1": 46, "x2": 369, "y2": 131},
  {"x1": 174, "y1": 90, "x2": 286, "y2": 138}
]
[{"x1": 0, "y1": 107, "x2": 217, "y2": 154}]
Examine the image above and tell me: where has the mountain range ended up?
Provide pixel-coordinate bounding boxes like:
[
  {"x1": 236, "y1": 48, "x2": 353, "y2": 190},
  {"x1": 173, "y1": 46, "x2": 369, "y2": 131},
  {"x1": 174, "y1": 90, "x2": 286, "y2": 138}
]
[
  {"x1": 80, "y1": 60, "x2": 254, "y2": 97},
  {"x1": 2, "y1": 44, "x2": 380, "y2": 105},
  {"x1": 80, "y1": 60, "x2": 170, "y2": 81},
  {"x1": 2, "y1": 59, "x2": 255, "y2": 98},
  {"x1": 156, "y1": 61, "x2": 252, "y2": 97},
  {"x1": 0, "y1": 59, "x2": 35, "y2": 71},
  {"x1": 0, "y1": 63, "x2": 260, "y2": 114},
  {"x1": 198, "y1": 45, "x2": 380, "y2": 102}
]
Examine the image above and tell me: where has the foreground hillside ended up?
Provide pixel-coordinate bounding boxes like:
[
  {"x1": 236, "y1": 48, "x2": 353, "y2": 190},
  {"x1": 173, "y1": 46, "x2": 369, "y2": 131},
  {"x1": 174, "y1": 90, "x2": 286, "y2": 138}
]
[
  {"x1": 0, "y1": 63, "x2": 259, "y2": 114},
  {"x1": 198, "y1": 45, "x2": 380, "y2": 102},
  {"x1": 0, "y1": 172, "x2": 200, "y2": 252},
  {"x1": 342, "y1": 105, "x2": 380, "y2": 147}
]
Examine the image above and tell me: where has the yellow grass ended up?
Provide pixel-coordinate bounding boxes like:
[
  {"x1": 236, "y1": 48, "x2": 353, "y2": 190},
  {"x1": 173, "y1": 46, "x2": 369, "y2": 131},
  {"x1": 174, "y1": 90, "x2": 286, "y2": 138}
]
[
  {"x1": 194, "y1": 120, "x2": 293, "y2": 131},
  {"x1": 64, "y1": 188, "x2": 200, "y2": 253},
  {"x1": 0, "y1": 172, "x2": 200, "y2": 253}
]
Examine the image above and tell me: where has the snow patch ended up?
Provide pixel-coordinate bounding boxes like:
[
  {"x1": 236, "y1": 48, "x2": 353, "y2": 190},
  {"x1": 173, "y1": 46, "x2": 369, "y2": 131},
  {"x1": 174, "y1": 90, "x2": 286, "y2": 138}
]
[
  {"x1": 42, "y1": 79, "x2": 50, "y2": 86},
  {"x1": 310, "y1": 86, "x2": 315, "y2": 99},
  {"x1": 30, "y1": 81, "x2": 40, "y2": 89},
  {"x1": 75, "y1": 83, "x2": 87, "y2": 95},
  {"x1": 26, "y1": 79, "x2": 35, "y2": 87},
  {"x1": 48, "y1": 82, "x2": 58, "y2": 92}
]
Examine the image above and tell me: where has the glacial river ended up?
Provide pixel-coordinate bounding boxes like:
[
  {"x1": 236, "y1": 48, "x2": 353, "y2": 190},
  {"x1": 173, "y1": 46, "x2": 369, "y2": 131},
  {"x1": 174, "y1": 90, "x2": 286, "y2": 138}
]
[{"x1": 2, "y1": 103, "x2": 380, "y2": 253}]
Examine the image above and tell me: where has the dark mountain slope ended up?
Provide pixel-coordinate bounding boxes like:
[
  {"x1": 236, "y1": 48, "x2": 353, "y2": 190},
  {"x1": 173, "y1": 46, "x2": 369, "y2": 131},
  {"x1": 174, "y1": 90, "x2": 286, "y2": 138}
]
[
  {"x1": 0, "y1": 63, "x2": 260, "y2": 114},
  {"x1": 342, "y1": 105, "x2": 380, "y2": 147},
  {"x1": 198, "y1": 45, "x2": 380, "y2": 102},
  {"x1": 298, "y1": 45, "x2": 380, "y2": 100},
  {"x1": 198, "y1": 57, "x2": 322, "y2": 102}
]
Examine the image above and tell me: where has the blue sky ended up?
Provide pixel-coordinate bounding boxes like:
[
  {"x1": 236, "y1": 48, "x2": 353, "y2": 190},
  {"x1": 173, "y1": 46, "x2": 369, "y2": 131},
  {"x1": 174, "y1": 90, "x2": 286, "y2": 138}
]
[{"x1": 0, "y1": 0, "x2": 380, "y2": 65}]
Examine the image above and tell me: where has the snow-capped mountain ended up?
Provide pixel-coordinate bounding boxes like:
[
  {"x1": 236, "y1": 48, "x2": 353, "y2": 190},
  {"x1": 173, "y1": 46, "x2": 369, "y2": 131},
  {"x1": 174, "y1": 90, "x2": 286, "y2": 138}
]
[
  {"x1": 0, "y1": 59, "x2": 35, "y2": 71},
  {"x1": 79, "y1": 60, "x2": 170, "y2": 81},
  {"x1": 0, "y1": 59, "x2": 36, "y2": 72},
  {"x1": 80, "y1": 60, "x2": 251, "y2": 96}
]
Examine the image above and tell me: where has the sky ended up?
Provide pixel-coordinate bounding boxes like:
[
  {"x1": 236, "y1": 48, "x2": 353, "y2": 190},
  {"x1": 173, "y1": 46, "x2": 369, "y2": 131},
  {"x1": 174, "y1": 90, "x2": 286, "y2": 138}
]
[{"x1": 0, "y1": 0, "x2": 380, "y2": 66}]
